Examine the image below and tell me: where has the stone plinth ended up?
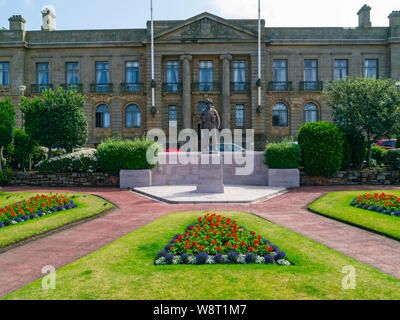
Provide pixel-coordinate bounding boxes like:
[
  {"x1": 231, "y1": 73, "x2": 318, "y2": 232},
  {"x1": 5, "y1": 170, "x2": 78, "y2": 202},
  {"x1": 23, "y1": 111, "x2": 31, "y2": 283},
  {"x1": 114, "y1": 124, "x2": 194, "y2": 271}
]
[
  {"x1": 196, "y1": 153, "x2": 225, "y2": 193},
  {"x1": 268, "y1": 169, "x2": 300, "y2": 188},
  {"x1": 120, "y1": 170, "x2": 152, "y2": 189}
]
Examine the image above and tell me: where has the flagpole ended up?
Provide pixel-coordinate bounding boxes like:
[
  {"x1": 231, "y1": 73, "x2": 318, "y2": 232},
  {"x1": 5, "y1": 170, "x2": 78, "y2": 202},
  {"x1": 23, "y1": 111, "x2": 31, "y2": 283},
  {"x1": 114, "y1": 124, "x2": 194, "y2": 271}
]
[
  {"x1": 151, "y1": 0, "x2": 155, "y2": 113},
  {"x1": 258, "y1": 0, "x2": 261, "y2": 110}
]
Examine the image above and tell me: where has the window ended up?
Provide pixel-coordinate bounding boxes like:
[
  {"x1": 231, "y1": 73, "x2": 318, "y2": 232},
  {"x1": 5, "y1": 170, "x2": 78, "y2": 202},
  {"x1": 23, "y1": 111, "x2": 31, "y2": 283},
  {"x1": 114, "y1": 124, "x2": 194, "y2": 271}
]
[
  {"x1": 166, "y1": 61, "x2": 179, "y2": 92},
  {"x1": 95, "y1": 104, "x2": 111, "y2": 128},
  {"x1": 37, "y1": 63, "x2": 49, "y2": 89},
  {"x1": 96, "y1": 62, "x2": 109, "y2": 92},
  {"x1": 272, "y1": 103, "x2": 288, "y2": 127},
  {"x1": 334, "y1": 59, "x2": 348, "y2": 80},
  {"x1": 168, "y1": 105, "x2": 178, "y2": 128},
  {"x1": 365, "y1": 59, "x2": 378, "y2": 79},
  {"x1": 126, "y1": 61, "x2": 140, "y2": 92},
  {"x1": 304, "y1": 59, "x2": 318, "y2": 90},
  {"x1": 66, "y1": 62, "x2": 79, "y2": 85},
  {"x1": 233, "y1": 61, "x2": 246, "y2": 91},
  {"x1": 0, "y1": 62, "x2": 10, "y2": 86},
  {"x1": 303, "y1": 103, "x2": 318, "y2": 124},
  {"x1": 199, "y1": 61, "x2": 213, "y2": 91},
  {"x1": 273, "y1": 60, "x2": 288, "y2": 90},
  {"x1": 125, "y1": 104, "x2": 141, "y2": 128},
  {"x1": 235, "y1": 105, "x2": 244, "y2": 127}
]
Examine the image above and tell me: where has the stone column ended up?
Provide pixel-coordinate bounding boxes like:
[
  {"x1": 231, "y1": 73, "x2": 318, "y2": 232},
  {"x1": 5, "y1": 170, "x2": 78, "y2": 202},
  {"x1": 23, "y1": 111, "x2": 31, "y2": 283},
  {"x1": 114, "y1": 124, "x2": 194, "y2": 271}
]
[
  {"x1": 180, "y1": 54, "x2": 192, "y2": 129},
  {"x1": 220, "y1": 54, "x2": 232, "y2": 129}
]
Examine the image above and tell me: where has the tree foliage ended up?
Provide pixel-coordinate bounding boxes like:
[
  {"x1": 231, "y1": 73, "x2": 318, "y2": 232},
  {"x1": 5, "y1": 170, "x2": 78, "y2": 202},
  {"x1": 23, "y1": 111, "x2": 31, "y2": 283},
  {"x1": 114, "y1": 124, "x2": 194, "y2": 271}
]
[
  {"x1": 14, "y1": 128, "x2": 38, "y2": 171},
  {"x1": 325, "y1": 78, "x2": 400, "y2": 159},
  {"x1": 0, "y1": 98, "x2": 16, "y2": 171},
  {"x1": 20, "y1": 88, "x2": 88, "y2": 155}
]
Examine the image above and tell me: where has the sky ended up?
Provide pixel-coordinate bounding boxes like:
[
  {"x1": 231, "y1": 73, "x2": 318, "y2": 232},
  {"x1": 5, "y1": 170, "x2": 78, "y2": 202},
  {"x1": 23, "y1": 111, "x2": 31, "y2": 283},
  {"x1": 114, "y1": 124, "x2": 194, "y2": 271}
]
[{"x1": 0, "y1": 0, "x2": 399, "y2": 31}]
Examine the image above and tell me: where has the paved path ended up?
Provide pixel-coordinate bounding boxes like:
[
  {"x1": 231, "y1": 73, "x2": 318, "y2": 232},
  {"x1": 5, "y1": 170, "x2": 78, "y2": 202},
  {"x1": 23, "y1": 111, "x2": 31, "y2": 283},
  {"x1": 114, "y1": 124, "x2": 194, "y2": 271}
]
[{"x1": 1, "y1": 185, "x2": 400, "y2": 297}]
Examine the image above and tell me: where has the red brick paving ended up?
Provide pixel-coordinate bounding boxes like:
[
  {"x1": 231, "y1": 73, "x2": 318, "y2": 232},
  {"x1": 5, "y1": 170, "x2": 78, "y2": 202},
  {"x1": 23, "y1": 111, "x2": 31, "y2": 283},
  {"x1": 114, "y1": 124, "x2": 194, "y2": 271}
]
[{"x1": 1, "y1": 185, "x2": 400, "y2": 297}]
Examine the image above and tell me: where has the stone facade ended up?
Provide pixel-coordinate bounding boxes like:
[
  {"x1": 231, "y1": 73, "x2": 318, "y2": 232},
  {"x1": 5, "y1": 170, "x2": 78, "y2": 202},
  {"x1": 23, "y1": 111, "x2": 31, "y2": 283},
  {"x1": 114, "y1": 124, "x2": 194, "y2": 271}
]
[{"x1": 1, "y1": 8, "x2": 400, "y2": 150}]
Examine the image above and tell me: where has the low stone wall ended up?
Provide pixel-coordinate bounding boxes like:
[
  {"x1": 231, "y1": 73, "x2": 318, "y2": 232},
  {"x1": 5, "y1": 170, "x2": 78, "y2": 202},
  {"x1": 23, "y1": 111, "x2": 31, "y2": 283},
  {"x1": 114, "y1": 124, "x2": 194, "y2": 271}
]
[
  {"x1": 9, "y1": 172, "x2": 119, "y2": 187},
  {"x1": 301, "y1": 168, "x2": 400, "y2": 186}
]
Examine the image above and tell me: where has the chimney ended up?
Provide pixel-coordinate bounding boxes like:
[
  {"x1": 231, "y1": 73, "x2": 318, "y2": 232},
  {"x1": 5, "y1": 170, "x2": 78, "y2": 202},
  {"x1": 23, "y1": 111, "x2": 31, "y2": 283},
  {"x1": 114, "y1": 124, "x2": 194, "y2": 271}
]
[
  {"x1": 8, "y1": 15, "x2": 26, "y2": 31},
  {"x1": 41, "y1": 7, "x2": 56, "y2": 31},
  {"x1": 358, "y1": 4, "x2": 372, "y2": 28},
  {"x1": 389, "y1": 11, "x2": 400, "y2": 27}
]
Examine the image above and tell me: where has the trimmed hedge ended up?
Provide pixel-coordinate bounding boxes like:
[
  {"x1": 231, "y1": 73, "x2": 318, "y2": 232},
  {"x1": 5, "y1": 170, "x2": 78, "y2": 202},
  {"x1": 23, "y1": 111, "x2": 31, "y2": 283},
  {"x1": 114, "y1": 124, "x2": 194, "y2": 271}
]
[
  {"x1": 298, "y1": 122, "x2": 343, "y2": 177},
  {"x1": 36, "y1": 149, "x2": 98, "y2": 173},
  {"x1": 264, "y1": 142, "x2": 301, "y2": 169},
  {"x1": 96, "y1": 138, "x2": 162, "y2": 175},
  {"x1": 386, "y1": 149, "x2": 400, "y2": 169},
  {"x1": 371, "y1": 146, "x2": 388, "y2": 164}
]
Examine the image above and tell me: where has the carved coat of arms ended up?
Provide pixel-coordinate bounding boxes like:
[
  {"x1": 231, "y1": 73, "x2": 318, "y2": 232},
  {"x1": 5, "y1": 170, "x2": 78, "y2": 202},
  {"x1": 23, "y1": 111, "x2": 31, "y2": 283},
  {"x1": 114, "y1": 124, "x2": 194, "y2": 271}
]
[{"x1": 200, "y1": 18, "x2": 212, "y2": 36}]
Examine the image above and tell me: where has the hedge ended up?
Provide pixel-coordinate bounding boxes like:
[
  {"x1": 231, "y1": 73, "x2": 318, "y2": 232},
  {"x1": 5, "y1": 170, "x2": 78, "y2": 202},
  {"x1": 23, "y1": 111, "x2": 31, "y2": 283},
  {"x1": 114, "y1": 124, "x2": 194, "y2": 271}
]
[
  {"x1": 298, "y1": 122, "x2": 343, "y2": 177},
  {"x1": 371, "y1": 146, "x2": 388, "y2": 164},
  {"x1": 386, "y1": 149, "x2": 400, "y2": 170},
  {"x1": 96, "y1": 138, "x2": 162, "y2": 175},
  {"x1": 264, "y1": 141, "x2": 301, "y2": 169}
]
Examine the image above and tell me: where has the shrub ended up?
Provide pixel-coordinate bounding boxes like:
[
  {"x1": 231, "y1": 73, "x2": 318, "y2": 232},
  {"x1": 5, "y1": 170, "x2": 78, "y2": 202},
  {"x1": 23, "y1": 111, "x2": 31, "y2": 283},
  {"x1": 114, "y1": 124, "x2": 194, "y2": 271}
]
[
  {"x1": 264, "y1": 141, "x2": 301, "y2": 169},
  {"x1": 386, "y1": 149, "x2": 400, "y2": 170},
  {"x1": 97, "y1": 137, "x2": 162, "y2": 175},
  {"x1": 371, "y1": 146, "x2": 387, "y2": 164},
  {"x1": 0, "y1": 167, "x2": 13, "y2": 184},
  {"x1": 36, "y1": 149, "x2": 98, "y2": 173},
  {"x1": 341, "y1": 129, "x2": 367, "y2": 170},
  {"x1": 298, "y1": 122, "x2": 344, "y2": 177}
]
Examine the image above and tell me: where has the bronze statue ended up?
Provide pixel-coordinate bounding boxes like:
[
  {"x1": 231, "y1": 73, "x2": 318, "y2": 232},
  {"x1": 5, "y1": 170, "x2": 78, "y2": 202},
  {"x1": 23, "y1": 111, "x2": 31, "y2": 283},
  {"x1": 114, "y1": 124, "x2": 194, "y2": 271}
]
[
  {"x1": 200, "y1": 98, "x2": 220, "y2": 130},
  {"x1": 200, "y1": 98, "x2": 221, "y2": 153}
]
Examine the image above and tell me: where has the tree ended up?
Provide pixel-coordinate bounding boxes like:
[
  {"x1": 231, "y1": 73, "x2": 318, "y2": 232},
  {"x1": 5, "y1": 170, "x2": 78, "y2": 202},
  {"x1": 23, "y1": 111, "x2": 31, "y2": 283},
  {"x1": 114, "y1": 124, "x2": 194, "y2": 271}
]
[
  {"x1": 14, "y1": 128, "x2": 38, "y2": 171},
  {"x1": 0, "y1": 98, "x2": 16, "y2": 171},
  {"x1": 19, "y1": 87, "x2": 88, "y2": 156},
  {"x1": 325, "y1": 77, "x2": 400, "y2": 160}
]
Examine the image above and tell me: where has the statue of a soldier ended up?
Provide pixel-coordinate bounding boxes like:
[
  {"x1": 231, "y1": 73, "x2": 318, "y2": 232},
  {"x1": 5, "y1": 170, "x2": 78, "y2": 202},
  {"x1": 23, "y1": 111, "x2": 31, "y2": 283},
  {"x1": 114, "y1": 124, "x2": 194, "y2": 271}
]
[{"x1": 200, "y1": 98, "x2": 221, "y2": 153}]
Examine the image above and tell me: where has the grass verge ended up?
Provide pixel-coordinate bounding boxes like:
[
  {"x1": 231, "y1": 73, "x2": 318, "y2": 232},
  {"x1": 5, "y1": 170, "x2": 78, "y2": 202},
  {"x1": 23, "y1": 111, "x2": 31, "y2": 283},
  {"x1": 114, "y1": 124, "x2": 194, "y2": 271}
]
[
  {"x1": 308, "y1": 190, "x2": 400, "y2": 240},
  {"x1": 0, "y1": 192, "x2": 114, "y2": 248},
  {"x1": 3, "y1": 211, "x2": 400, "y2": 300}
]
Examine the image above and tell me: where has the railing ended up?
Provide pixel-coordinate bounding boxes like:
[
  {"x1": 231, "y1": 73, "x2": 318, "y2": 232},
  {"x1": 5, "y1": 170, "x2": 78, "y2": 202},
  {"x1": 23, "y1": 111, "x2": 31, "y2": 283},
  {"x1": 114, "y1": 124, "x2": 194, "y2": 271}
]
[
  {"x1": 120, "y1": 83, "x2": 144, "y2": 94},
  {"x1": 60, "y1": 83, "x2": 83, "y2": 92},
  {"x1": 192, "y1": 82, "x2": 221, "y2": 92},
  {"x1": 162, "y1": 82, "x2": 182, "y2": 94},
  {"x1": 31, "y1": 84, "x2": 53, "y2": 94},
  {"x1": 90, "y1": 83, "x2": 113, "y2": 93},
  {"x1": 268, "y1": 81, "x2": 293, "y2": 92},
  {"x1": 230, "y1": 82, "x2": 250, "y2": 93},
  {"x1": 299, "y1": 81, "x2": 323, "y2": 92}
]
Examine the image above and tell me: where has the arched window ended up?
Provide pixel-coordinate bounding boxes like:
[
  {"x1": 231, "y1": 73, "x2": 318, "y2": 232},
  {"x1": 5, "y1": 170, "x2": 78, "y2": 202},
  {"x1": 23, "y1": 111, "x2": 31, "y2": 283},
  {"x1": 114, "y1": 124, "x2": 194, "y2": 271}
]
[
  {"x1": 125, "y1": 104, "x2": 141, "y2": 128},
  {"x1": 95, "y1": 104, "x2": 110, "y2": 128},
  {"x1": 272, "y1": 103, "x2": 288, "y2": 127},
  {"x1": 303, "y1": 103, "x2": 318, "y2": 124}
]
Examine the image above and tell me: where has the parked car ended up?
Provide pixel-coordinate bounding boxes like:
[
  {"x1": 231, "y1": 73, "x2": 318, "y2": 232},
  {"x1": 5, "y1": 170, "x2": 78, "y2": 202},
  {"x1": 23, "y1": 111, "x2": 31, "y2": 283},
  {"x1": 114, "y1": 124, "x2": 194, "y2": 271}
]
[{"x1": 374, "y1": 139, "x2": 397, "y2": 150}]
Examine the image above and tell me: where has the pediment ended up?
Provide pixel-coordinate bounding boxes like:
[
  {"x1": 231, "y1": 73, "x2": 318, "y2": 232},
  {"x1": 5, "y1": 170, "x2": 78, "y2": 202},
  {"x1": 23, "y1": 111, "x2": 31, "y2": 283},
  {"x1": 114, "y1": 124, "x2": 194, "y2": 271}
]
[{"x1": 155, "y1": 13, "x2": 257, "y2": 41}]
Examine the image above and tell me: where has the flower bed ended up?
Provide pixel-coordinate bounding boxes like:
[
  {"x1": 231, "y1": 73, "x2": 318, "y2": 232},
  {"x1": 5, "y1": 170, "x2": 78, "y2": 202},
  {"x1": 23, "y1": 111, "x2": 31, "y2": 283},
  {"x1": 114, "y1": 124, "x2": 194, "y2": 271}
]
[
  {"x1": 351, "y1": 192, "x2": 400, "y2": 217},
  {"x1": 155, "y1": 213, "x2": 291, "y2": 266},
  {"x1": 0, "y1": 194, "x2": 78, "y2": 228}
]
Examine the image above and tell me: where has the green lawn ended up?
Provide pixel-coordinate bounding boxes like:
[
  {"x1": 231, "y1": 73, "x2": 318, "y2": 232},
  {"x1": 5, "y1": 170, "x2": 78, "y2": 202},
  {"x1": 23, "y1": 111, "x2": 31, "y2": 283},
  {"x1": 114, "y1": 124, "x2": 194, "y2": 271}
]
[
  {"x1": 309, "y1": 190, "x2": 400, "y2": 240},
  {"x1": 0, "y1": 192, "x2": 114, "y2": 248},
  {"x1": 4, "y1": 211, "x2": 400, "y2": 300}
]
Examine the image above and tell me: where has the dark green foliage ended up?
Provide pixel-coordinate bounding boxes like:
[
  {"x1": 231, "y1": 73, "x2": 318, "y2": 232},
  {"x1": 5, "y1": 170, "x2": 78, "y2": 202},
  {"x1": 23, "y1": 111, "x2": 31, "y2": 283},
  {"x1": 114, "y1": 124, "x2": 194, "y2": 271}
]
[
  {"x1": 371, "y1": 146, "x2": 388, "y2": 164},
  {"x1": 386, "y1": 149, "x2": 400, "y2": 170},
  {"x1": 97, "y1": 138, "x2": 163, "y2": 175},
  {"x1": 0, "y1": 98, "x2": 16, "y2": 171},
  {"x1": 298, "y1": 122, "x2": 344, "y2": 177},
  {"x1": 325, "y1": 78, "x2": 400, "y2": 161},
  {"x1": 264, "y1": 141, "x2": 301, "y2": 169},
  {"x1": 14, "y1": 128, "x2": 37, "y2": 171},
  {"x1": 19, "y1": 87, "x2": 88, "y2": 154},
  {"x1": 0, "y1": 167, "x2": 13, "y2": 184},
  {"x1": 341, "y1": 129, "x2": 367, "y2": 170}
]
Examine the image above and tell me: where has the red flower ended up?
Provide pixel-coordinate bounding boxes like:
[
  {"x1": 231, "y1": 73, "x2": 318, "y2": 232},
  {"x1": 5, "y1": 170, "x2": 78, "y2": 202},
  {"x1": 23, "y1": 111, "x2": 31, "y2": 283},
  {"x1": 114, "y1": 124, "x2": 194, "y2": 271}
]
[{"x1": 216, "y1": 247, "x2": 222, "y2": 251}]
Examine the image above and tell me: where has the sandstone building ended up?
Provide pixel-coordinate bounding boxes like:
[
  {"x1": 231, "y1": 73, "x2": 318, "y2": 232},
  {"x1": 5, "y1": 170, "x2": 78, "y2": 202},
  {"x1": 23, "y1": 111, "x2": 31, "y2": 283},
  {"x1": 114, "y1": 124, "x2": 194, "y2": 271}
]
[{"x1": 0, "y1": 5, "x2": 399, "y2": 149}]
